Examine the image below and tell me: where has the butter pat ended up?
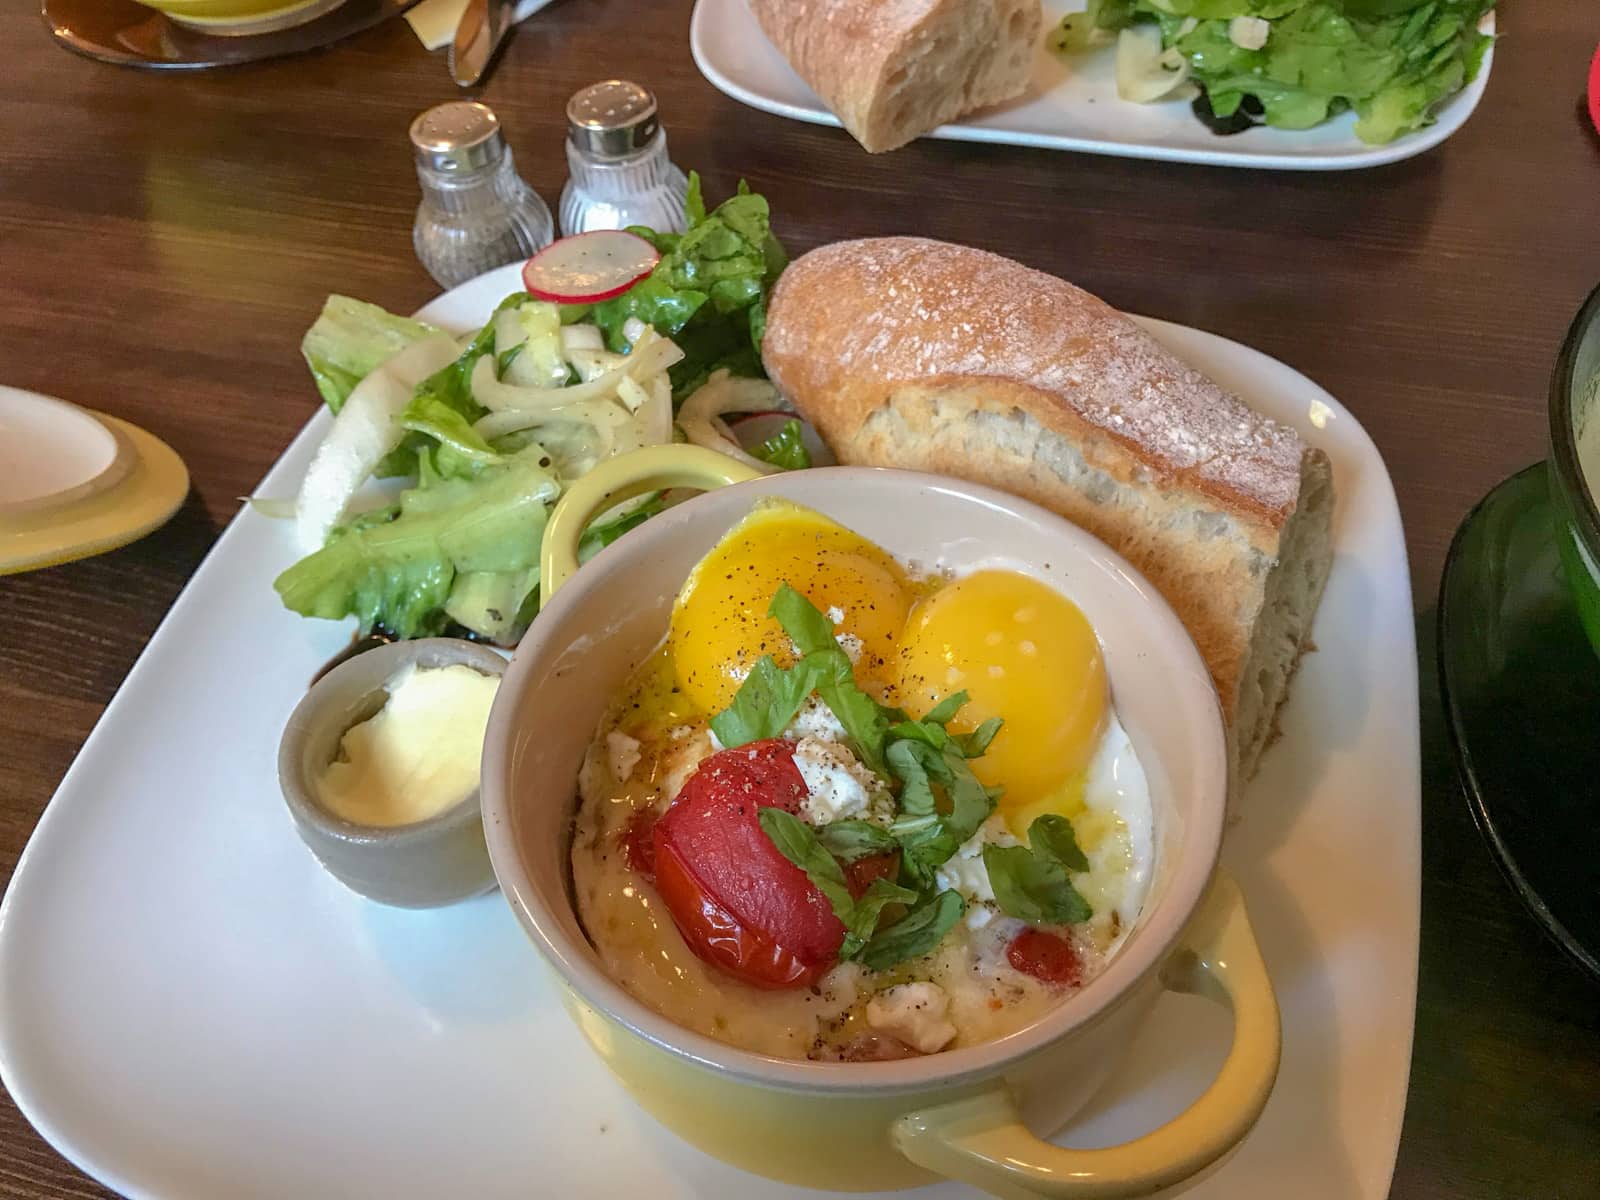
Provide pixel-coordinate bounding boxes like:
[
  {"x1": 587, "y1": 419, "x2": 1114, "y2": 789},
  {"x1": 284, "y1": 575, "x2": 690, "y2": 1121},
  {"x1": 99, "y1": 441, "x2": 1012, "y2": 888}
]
[{"x1": 318, "y1": 663, "x2": 500, "y2": 828}]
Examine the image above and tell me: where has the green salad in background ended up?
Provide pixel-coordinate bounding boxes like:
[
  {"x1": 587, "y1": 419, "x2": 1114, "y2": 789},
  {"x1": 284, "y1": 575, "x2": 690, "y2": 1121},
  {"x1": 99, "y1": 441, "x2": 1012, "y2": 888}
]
[
  {"x1": 272, "y1": 174, "x2": 802, "y2": 647},
  {"x1": 1052, "y1": 0, "x2": 1496, "y2": 144}
]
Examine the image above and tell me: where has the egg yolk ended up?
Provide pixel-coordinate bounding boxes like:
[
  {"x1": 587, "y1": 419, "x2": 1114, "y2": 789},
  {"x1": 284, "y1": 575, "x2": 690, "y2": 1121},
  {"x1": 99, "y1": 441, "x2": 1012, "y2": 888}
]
[
  {"x1": 894, "y1": 570, "x2": 1107, "y2": 839},
  {"x1": 670, "y1": 500, "x2": 912, "y2": 714}
]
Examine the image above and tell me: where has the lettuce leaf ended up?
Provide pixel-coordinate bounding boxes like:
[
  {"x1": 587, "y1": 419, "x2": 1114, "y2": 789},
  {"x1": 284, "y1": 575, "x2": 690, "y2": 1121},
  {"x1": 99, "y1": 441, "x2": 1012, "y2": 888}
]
[
  {"x1": 273, "y1": 450, "x2": 558, "y2": 639},
  {"x1": 300, "y1": 296, "x2": 439, "y2": 413},
  {"x1": 1094, "y1": 0, "x2": 1492, "y2": 143},
  {"x1": 587, "y1": 173, "x2": 786, "y2": 398},
  {"x1": 374, "y1": 292, "x2": 531, "y2": 479},
  {"x1": 751, "y1": 418, "x2": 812, "y2": 471}
]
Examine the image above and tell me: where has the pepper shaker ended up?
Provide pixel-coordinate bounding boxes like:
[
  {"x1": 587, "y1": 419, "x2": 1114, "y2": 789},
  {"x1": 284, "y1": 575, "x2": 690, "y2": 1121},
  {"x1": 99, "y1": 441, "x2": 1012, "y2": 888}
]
[
  {"x1": 410, "y1": 101, "x2": 554, "y2": 289},
  {"x1": 559, "y1": 81, "x2": 690, "y2": 237}
]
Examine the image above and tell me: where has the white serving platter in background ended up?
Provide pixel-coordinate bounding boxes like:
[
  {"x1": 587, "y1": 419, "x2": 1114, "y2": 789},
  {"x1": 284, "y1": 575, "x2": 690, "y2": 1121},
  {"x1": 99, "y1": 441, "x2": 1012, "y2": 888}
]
[
  {"x1": 690, "y1": 0, "x2": 1494, "y2": 170},
  {"x1": 0, "y1": 263, "x2": 1419, "y2": 1198}
]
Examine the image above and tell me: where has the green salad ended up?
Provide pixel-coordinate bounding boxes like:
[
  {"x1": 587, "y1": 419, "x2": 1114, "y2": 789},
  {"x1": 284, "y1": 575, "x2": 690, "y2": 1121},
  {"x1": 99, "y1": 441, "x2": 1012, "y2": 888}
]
[
  {"x1": 1052, "y1": 0, "x2": 1496, "y2": 144},
  {"x1": 273, "y1": 175, "x2": 799, "y2": 646}
]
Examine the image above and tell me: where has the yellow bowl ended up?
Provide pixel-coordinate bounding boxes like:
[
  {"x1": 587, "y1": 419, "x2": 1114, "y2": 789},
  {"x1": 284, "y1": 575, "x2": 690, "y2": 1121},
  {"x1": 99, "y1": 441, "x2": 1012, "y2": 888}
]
[
  {"x1": 483, "y1": 446, "x2": 1282, "y2": 1197},
  {"x1": 131, "y1": 0, "x2": 345, "y2": 34}
]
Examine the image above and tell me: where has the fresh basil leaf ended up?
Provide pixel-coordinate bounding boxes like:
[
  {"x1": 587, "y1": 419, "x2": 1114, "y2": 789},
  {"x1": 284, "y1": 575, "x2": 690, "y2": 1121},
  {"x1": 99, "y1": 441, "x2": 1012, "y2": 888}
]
[
  {"x1": 816, "y1": 819, "x2": 898, "y2": 863},
  {"x1": 859, "y1": 890, "x2": 966, "y2": 971},
  {"x1": 887, "y1": 694, "x2": 1001, "y2": 762},
  {"x1": 922, "y1": 691, "x2": 969, "y2": 727},
  {"x1": 956, "y1": 717, "x2": 1003, "y2": 759},
  {"x1": 885, "y1": 719, "x2": 951, "y2": 750},
  {"x1": 808, "y1": 654, "x2": 890, "y2": 776},
  {"x1": 709, "y1": 654, "x2": 821, "y2": 749},
  {"x1": 767, "y1": 584, "x2": 894, "y2": 774},
  {"x1": 769, "y1": 582, "x2": 839, "y2": 656},
  {"x1": 886, "y1": 739, "x2": 996, "y2": 886},
  {"x1": 757, "y1": 808, "x2": 855, "y2": 924},
  {"x1": 759, "y1": 809, "x2": 921, "y2": 962},
  {"x1": 982, "y1": 843, "x2": 1092, "y2": 926},
  {"x1": 842, "y1": 877, "x2": 919, "y2": 958},
  {"x1": 943, "y1": 748, "x2": 997, "y2": 843},
  {"x1": 1029, "y1": 814, "x2": 1090, "y2": 874},
  {"x1": 887, "y1": 739, "x2": 946, "y2": 820}
]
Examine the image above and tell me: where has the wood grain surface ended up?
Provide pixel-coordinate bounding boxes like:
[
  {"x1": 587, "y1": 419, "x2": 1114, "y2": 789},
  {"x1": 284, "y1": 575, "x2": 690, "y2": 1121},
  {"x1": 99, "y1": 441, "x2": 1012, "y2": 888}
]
[{"x1": 2, "y1": 1, "x2": 1598, "y2": 1196}]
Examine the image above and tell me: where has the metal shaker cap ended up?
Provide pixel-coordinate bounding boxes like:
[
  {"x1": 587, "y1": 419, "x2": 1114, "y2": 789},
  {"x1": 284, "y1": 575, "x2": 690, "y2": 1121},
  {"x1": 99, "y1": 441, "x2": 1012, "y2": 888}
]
[
  {"x1": 566, "y1": 80, "x2": 659, "y2": 160},
  {"x1": 410, "y1": 101, "x2": 505, "y2": 173}
]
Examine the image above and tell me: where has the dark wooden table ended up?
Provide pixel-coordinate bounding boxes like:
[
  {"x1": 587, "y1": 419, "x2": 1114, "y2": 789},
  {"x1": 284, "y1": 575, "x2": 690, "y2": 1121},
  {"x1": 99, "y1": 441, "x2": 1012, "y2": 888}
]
[{"x1": 2, "y1": 1, "x2": 1598, "y2": 1196}]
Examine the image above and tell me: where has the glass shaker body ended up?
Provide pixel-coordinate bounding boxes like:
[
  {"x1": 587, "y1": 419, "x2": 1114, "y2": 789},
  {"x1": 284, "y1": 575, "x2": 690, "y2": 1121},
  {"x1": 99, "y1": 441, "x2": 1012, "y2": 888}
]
[
  {"x1": 559, "y1": 81, "x2": 689, "y2": 237},
  {"x1": 410, "y1": 102, "x2": 554, "y2": 290},
  {"x1": 560, "y1": 129, "x2": 689, "y2": 236}
]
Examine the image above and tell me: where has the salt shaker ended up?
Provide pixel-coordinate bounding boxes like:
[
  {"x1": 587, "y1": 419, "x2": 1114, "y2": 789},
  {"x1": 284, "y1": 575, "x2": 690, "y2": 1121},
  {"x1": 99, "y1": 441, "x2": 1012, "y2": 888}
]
[
  {"x1": 559, "y1": 81, "x2": 690, "y2": 237},
  {"x1": 410, "y1": 102, "x2": 554, "y2": 289}
]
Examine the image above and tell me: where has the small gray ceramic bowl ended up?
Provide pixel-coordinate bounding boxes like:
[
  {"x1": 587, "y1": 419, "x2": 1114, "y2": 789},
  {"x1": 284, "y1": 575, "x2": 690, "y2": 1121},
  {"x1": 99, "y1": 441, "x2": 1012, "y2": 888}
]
[{"x1": 278, "y1": 638, "x2": 506, "y2": 908}]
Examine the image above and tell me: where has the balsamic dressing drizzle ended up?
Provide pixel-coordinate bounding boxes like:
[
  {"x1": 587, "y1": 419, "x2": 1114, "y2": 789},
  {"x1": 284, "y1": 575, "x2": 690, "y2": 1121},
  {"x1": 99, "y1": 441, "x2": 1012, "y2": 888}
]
[{"x1": 1192, "y1": 90, "x2": 1266, "y2": 137}]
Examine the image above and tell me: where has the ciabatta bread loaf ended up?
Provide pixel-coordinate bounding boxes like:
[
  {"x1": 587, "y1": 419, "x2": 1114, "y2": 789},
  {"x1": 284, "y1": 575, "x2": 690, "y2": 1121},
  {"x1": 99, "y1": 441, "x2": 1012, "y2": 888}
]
[
  {"x1": 748, "y1": 0, "x2": 1041, "y2": 153},
  {"x1": 762, "y1": 237, "x2": 1334, "y2": 793}
]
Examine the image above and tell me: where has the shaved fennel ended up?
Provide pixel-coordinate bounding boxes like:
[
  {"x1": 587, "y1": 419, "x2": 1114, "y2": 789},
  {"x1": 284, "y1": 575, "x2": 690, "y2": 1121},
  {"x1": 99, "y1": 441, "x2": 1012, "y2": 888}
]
[
  {"x1": 293, "y1": 332, "x2": 460, "y2": 552},
  {"x1": 469, "y1": 326, "x2": 683, "y2": 414},
  {"x1": 678, "y1": 370, "x2": 788, "y2": 474}
]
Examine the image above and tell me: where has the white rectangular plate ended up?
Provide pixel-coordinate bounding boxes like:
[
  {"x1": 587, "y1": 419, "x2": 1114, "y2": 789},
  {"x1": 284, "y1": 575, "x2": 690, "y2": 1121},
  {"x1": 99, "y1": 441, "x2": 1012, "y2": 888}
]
[
  {"x1": 690, "y1": 0, "x2": 1493, "y2": 170},
  {"x1": 0, "y1": 264, "x2": 1419, "y2": 1199}
]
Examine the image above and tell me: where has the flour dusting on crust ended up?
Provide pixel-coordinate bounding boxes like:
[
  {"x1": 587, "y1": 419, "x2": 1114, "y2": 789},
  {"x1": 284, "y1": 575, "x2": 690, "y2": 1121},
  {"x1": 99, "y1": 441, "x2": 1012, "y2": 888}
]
[{"x1": 763, "y1": 237, "x2": 1305, "y2": 521}]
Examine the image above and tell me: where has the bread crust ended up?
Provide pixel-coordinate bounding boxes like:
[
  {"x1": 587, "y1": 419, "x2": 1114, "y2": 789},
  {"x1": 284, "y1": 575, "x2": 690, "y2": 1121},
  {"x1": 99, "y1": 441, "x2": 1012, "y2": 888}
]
[
  {"x1": 761, "y1": 237, "x2": 1335, "y2": 768},
  {"x1": 749, "y1": 0, "x2": 1040, "y2": 153}
]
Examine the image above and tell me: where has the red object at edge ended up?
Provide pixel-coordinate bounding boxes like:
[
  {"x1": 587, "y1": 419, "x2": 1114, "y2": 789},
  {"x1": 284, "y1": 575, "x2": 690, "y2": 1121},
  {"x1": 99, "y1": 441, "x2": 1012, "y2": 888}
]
[
  {"x1": 1006, "y1": 928, "x2": 1083, "y2": 987},
  {"x1": 651, "y1": 740, "x2": 846, "y2": 989}
]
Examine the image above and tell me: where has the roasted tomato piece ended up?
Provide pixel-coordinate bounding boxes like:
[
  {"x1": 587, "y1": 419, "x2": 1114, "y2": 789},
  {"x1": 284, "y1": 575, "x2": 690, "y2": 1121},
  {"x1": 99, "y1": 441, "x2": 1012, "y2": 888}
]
[
  {"x1": 1006, "y1": 928, "x2": 1083, "y2": 987},
  {"x1": 621, "y1": 809, "x2": 657, "y2": 879},
  {"x1": 652, "y1": 739, "x2": 844, "y2": 988},
  {"x1": 653, "y1": 837, "x2": 824, "y2": 989},
  {"x1": 843, "y1": 851, "x2": 901, "y2": 900}
]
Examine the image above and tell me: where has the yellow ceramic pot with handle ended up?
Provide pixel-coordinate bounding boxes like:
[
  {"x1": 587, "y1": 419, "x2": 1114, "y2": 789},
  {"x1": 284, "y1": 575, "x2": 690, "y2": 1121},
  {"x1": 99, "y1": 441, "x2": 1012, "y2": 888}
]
[
  {"x1": 480, "y1": 445, "x2": 1281, "y2": 1198},
  {"x1": 131, "y1": 0, "x2": 345, "y2": 34}
]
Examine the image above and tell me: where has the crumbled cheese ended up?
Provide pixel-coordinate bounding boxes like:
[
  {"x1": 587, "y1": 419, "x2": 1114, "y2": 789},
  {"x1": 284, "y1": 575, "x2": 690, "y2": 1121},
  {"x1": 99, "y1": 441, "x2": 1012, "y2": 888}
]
[
  {"x1": 794, "y1": 737, "x2": 881, "y2": 825},
  {"x1": 866, "y1": 983, "x2": 957, "y2": 1054},
  {"x1": 786, "y1": 695, "x2": 848, "y2": 743},
  {"x1": 965, "y1": 902, "x2": 997, "y2": 930},
  {"x1": 934, "y1": 815, "x2": 1019, "y2": 904},
  {"x1": 836, "y1": 632, "x2": 865, "y2": 664},
  {"x1": 826, "y1": 606, "x2": 845, "y2": 625},
  {"x1": 606, "y1": 731, "x2": 641, "y2": 784},
  {"x1": 1228, "y1": 15, "x2": 1269, "y2": 50}
]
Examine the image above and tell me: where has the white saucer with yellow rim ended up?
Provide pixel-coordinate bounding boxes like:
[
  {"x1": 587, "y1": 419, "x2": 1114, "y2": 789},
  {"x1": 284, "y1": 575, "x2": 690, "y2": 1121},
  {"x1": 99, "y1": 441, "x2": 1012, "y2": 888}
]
[{"x1": 0, "y1": 387, "x2": 189, "y2": 575}]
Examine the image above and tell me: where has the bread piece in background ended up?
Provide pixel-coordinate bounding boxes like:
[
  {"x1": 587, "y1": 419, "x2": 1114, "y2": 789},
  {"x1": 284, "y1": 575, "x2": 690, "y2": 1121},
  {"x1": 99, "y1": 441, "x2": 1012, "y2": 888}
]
[
  {"x1": 762, "y1": 237, "x2": 1335, "y2": 798},
  {"x1": 749, "y1": 0, "x2": 1041, "y2": 153}
]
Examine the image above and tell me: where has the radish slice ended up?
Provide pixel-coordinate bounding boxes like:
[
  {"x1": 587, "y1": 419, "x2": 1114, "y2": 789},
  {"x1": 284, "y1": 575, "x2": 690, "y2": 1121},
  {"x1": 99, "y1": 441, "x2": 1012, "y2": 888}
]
[{"x1": 522, "y1": 231, "x2": 661, "y2": 304}]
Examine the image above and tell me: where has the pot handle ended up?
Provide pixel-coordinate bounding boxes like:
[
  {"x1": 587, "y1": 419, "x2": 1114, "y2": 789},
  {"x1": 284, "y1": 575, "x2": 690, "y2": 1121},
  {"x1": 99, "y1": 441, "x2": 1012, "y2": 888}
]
[
  {"x1": 894, "y1": 873, "x2": 1279, "y2": 1200},
  {"x1": 540, "y1": 445, "x2": 763, "y2": 599}
]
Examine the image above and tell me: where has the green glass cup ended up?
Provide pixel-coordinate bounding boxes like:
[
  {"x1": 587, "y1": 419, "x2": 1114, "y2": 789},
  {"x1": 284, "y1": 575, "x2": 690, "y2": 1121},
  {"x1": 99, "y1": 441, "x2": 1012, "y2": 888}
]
[{"x1": 1548, "y1": 282, "x2": 1600, "y2": 660}]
